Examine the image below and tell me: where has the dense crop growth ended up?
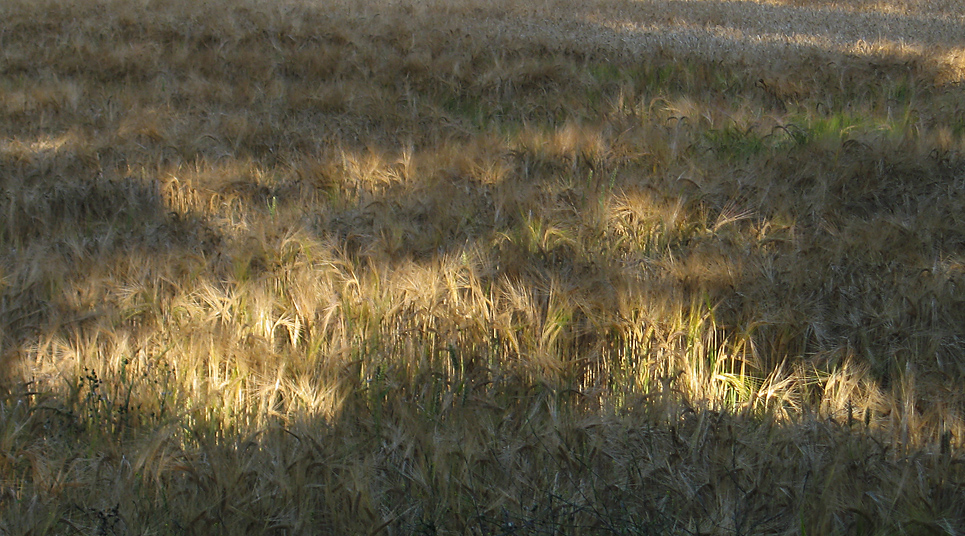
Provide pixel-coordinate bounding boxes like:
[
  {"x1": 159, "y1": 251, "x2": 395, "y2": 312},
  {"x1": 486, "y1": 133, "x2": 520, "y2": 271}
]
[{"x1": 1, "y1": 0, "x2": 964, "y2": 533}]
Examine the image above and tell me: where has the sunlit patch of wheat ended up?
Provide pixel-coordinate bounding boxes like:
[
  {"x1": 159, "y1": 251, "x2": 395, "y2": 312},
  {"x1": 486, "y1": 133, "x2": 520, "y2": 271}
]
[
  {"x1": 339, "y1": 147, "x2": 407, "y2": 196},
  {"x1": 936, "y1": 46, "x2": 965, "y2": 84},
  {"x1": 513, "y1": 122, "x2": 609, "y2": 171},
  {"x1": 282, "y1": 373, "x2": 347, "y2": 422}
]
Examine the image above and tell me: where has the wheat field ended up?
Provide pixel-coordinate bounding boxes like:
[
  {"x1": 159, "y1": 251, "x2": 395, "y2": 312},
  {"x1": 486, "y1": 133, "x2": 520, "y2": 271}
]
[{"x1": 1, "y1": 0, "x2": 965, "y2": 533}]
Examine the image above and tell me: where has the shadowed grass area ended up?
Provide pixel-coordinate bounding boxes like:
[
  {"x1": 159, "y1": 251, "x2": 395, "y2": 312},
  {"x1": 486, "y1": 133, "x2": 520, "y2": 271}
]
[{"x1": 1, "y1": 0, "x2": 965, "y2": 533}]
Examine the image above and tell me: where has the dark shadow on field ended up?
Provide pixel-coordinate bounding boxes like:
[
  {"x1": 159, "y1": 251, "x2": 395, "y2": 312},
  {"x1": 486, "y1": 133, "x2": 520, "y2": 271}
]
[{"x1": 310, "y1": 375, "x2": 965, "y2": 534}]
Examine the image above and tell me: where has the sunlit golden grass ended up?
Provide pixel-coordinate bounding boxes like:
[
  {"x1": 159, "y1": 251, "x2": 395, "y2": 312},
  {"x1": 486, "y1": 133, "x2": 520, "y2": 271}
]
[{"x1": 2, "y1": 0, "x2": 965, "y2": 533}]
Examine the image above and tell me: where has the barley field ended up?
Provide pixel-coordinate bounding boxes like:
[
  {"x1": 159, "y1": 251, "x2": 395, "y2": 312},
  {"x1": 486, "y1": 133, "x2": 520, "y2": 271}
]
[{"x1": 1, "y1": 0, "x2": 965, "y2": 533}]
